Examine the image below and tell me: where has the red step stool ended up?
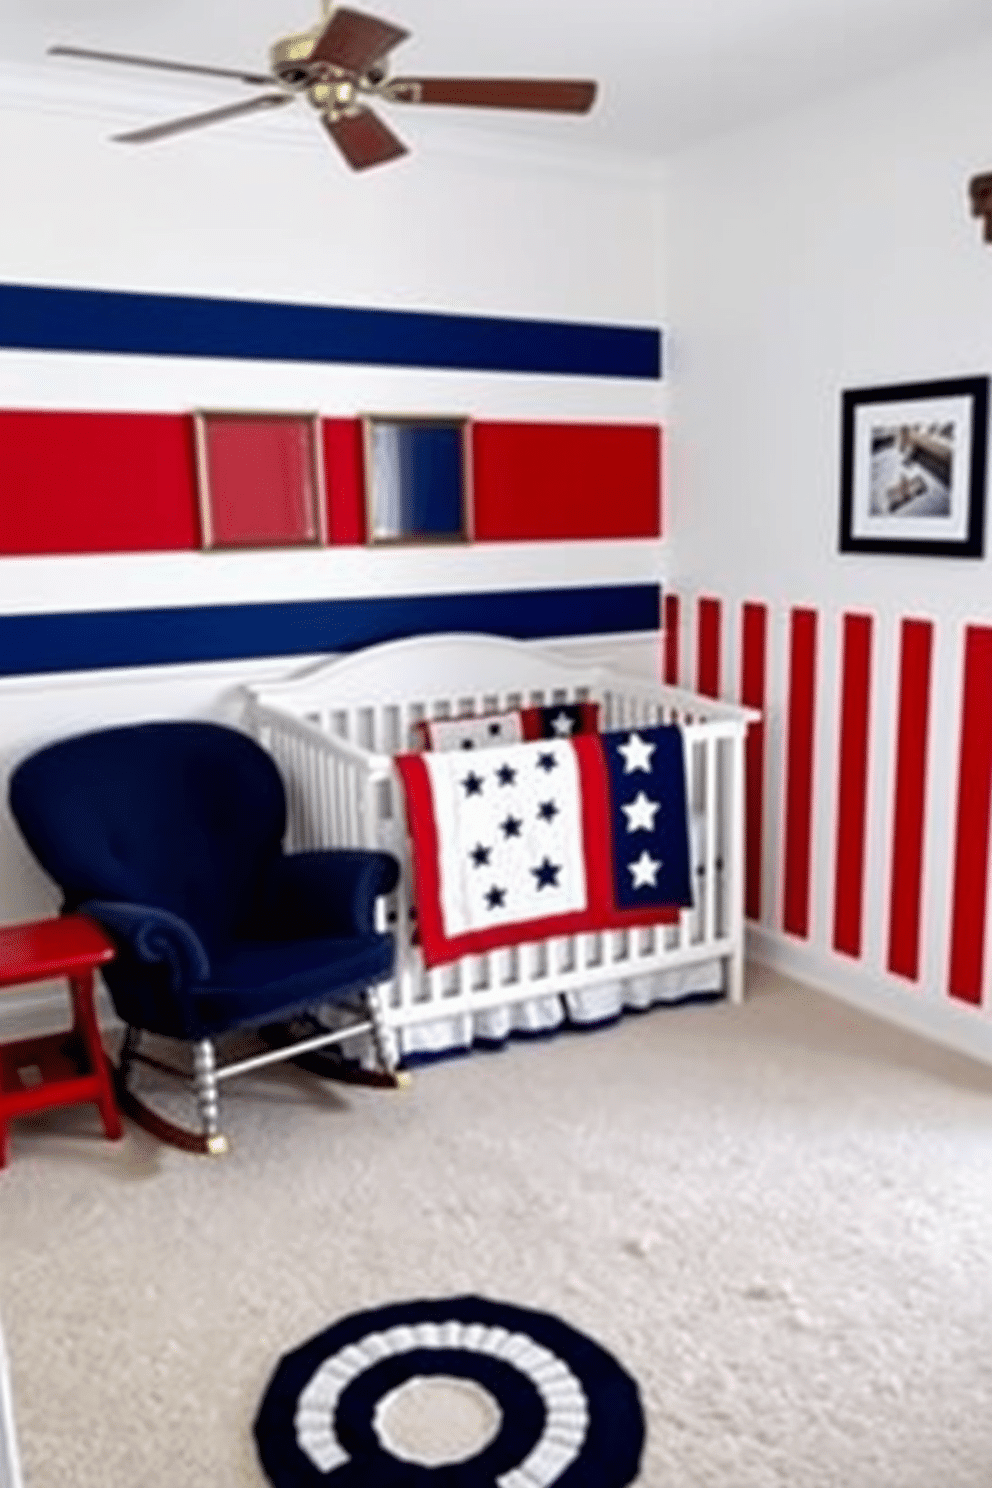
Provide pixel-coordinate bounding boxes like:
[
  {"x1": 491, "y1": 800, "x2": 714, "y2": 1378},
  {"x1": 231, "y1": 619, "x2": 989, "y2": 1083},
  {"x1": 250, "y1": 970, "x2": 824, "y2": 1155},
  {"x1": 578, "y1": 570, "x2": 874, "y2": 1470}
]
[{"x1": 0, "y1": 916, "x2": 122, "y2": 1167}]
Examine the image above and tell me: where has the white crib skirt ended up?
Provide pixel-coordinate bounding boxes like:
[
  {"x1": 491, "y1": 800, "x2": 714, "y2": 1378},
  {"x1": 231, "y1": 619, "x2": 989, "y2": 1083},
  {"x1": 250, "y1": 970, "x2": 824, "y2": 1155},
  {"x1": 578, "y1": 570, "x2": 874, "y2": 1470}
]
[{"x1": 392, "y1": 960, "x2": 724, "y2": 1063}]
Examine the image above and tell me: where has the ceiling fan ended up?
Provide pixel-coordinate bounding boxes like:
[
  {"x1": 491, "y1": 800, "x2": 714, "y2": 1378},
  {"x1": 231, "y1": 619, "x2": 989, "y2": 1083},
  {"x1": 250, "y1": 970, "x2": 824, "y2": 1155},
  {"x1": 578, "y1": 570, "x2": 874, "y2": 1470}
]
[{"x1": 49, "y1": 2, "x2": 598, "y2": 171}]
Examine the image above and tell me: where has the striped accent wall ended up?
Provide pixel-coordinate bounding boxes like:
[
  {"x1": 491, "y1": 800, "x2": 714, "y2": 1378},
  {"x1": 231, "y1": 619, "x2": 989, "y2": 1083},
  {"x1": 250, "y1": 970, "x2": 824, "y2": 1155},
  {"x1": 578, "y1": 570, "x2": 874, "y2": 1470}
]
[{"x1": 665, "y1": 591, "x2": 992, "y2": 1051}]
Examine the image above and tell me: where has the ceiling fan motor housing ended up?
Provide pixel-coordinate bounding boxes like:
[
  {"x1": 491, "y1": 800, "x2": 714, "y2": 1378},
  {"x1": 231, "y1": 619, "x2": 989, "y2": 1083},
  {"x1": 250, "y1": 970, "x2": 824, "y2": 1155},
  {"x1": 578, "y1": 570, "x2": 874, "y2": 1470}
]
[{"x1": 269, "y1": 27, "x2": 326, "y2": 88}]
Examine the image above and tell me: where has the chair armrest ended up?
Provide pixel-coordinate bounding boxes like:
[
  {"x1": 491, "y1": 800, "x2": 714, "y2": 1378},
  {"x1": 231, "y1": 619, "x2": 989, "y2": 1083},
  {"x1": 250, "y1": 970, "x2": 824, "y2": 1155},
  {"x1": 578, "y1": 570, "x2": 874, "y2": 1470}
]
[
  {"x1": 257, "y1": 850, "x2": 400, "y2": 939},
  {"x1": 77, "y1": 900, "x2": 212, "y2": 988}
]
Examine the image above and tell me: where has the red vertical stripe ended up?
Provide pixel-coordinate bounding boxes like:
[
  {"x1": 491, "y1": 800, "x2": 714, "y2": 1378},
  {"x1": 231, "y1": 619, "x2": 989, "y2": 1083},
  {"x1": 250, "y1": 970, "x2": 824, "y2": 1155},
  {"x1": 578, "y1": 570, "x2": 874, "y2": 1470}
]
[
  {"x1": 887, "y1": 620, "x2": 933, "y2": 980},
  {"x1": 697, "y1": 597, "x2": 721, "y2": 698},
  {"x1": 948, "y1": 626, "x2": 992, "y2": 1004},
  {"x1": 663, "y1": 594, "x2": 680, "y2": 686},
  {"x1": 321, "y1": 417, "x2": 366, "y2": 545},
  {"x1": 832, "y1": 614, "x2": 873, "y2": 957},
  {"x1": 740, "y1": 602, "x2": 768, "y2": 921},
  {"x1": 782, "y1": 608, "x2": 818, "y2": 938}
]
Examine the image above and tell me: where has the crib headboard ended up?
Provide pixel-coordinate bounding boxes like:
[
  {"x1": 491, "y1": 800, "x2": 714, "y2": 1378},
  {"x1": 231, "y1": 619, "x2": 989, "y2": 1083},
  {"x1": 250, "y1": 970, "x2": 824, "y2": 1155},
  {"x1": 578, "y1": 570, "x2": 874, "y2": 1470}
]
[
  {"x1": 247, "y1": 631, "x2": 755, "y2": 730},
  {"x1": 251, "y1": 632, "x2": 607, "y2": 710}
]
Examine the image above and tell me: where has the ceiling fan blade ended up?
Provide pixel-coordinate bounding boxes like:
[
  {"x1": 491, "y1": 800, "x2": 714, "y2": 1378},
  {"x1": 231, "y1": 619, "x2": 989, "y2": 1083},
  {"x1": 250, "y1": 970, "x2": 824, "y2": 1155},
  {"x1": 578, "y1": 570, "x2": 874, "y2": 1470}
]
[
  {"x1": 113, "y1": 92, "x2": 292, "y2": 144},
  {"x1": 323, "y1": 106, "x2": 407, "y2": 169},
  {"x1": 387, "y1": 77, "x2": 597, "y2": 113},
  {"x1": 309, "y1": 7, "x2": 409, "y2": 75},
  {"x1": 48, "y1": 44, "x2": 275, "y2": 87}
]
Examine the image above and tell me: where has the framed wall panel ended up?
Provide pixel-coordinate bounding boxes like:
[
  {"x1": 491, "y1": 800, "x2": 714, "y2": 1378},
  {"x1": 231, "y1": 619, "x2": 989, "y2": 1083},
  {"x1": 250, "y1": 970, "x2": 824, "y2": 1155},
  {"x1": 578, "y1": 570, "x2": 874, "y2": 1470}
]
[
  {"x1": 363, "y1": 415, "x2": 470, "y2": 545},
  {"x1": 194, "y1": 411, "x2": 326, "y2": 550}
]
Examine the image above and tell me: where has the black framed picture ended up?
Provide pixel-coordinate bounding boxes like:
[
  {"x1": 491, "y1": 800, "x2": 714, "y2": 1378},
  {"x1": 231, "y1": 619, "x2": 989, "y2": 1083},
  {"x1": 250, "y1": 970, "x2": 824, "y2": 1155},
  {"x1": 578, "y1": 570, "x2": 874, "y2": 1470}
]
[{"x1": 839, "y1": 376, "x2": 989, "y2": 557}]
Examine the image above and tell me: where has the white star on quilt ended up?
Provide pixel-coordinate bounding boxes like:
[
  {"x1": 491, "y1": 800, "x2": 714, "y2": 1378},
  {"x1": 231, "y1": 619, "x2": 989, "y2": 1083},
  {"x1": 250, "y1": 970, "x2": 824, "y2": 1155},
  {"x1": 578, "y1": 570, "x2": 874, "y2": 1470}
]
[
  {"x1": 628, "y1": 849, "x2": 662, "y2": 888},
  {"x1": 617, "y1": 732, "x2": 656, "y2": 774},
  {"x1": 550, "y1": 711, "x2": 576, "y2": 737},
  {"x1": 621, "y1": 791, "x2": 661, "y2": 833}
]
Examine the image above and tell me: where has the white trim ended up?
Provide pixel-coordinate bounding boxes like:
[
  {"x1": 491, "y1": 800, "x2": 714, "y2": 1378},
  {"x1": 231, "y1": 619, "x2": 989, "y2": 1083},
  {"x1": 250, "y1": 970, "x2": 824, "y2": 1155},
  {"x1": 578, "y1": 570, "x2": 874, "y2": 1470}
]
[
  {"x1": 0, "y1": 983, "x2": 120, "y2": 1042},
  {"x1": 747, "y1": 924, "x2": 992, "y2": 1071}
]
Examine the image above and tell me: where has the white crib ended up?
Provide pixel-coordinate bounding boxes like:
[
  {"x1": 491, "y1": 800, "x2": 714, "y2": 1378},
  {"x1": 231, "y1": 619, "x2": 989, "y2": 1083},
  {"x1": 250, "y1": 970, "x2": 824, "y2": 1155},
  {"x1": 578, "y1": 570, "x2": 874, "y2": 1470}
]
[{"x1": 244, "y1": 633, "x2": 758, "y2": 1063}]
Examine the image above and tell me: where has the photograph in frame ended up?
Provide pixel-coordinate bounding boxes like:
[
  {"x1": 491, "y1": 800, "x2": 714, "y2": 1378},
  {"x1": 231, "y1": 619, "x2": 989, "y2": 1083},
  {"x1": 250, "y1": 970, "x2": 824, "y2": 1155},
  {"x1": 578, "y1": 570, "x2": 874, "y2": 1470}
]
[{"x1": 839, "y1": 376, "x2": 989, "y2": 557}]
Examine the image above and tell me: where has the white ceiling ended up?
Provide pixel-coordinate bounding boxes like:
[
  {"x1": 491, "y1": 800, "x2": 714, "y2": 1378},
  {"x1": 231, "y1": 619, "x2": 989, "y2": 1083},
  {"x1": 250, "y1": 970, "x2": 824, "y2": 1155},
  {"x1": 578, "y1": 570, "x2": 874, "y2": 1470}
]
[{"x1": 4, "y1": 0, "x2": 992, "y2": 164}]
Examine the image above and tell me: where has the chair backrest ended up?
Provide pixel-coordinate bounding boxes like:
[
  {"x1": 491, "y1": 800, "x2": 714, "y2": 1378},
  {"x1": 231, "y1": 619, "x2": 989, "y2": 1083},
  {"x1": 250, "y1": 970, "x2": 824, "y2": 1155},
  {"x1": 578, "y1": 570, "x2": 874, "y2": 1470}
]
[{"x1": 9, "y1": 721, "x2": 287, "y2": 951}]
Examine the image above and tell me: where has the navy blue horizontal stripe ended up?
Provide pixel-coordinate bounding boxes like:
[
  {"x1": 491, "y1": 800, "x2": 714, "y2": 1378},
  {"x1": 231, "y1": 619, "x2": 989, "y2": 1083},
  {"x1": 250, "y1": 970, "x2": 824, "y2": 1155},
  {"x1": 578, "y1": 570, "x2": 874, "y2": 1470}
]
[
  {"x1": 0, "y1": 284, "x2": 661, "y2": 380},
  {"x1": 0, "y1": 585, "x2": 660, "y2": 677}
]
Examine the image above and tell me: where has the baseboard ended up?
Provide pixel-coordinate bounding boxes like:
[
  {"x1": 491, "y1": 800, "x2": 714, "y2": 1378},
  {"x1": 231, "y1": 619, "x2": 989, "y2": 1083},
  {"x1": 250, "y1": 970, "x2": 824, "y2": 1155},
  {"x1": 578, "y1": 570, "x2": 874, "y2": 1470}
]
[
  {"x1": 747, "y1": 924, "x2": 992, "y2": 1072},
  {"x1": 0, "y1": 981, "x2": 120, "y2": 1041}
]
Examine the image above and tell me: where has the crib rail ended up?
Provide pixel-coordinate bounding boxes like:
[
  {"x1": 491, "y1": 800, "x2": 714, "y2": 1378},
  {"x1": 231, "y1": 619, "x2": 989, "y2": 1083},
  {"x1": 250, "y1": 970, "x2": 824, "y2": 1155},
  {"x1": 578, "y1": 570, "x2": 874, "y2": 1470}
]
[{"x1": 245, "y1": 646, "x2": 757, "y2": 1048}]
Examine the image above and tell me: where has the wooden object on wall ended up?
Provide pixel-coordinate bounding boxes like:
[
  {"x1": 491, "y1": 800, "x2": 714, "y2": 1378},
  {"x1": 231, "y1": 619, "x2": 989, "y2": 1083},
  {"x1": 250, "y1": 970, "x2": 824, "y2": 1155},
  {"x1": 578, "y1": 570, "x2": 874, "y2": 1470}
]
[{"x1": 969, "y1": 172, "x2": 992, "y2": 242}]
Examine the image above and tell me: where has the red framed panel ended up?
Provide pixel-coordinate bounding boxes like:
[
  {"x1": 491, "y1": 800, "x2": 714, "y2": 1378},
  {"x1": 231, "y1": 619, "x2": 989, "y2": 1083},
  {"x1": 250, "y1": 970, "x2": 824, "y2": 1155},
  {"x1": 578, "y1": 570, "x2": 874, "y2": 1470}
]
[
  {"x1": 195, "y1": 412, "x2": 325, "y2": 550},
  {"x1": 472, "y1": 421, "x2": 661, "y2": 541},
  {"x1": 0, "y1": 411, "x2": 199, "y2": 554}
]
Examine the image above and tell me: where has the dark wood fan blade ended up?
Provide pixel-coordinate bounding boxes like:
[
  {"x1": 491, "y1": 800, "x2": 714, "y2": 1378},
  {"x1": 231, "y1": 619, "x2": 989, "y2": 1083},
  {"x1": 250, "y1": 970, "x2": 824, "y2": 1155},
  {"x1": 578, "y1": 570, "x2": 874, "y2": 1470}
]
[
  {"x1": 323, "y1": 106, "x2": 408, "y2": 169},
  {"x1": 388, "y1": 77, "x2": 597, "y2": 112},
  {"x1": 113, "y1": 92, "x2": 292, "y2": 143},
  {"x1": 309, "y1": 7, "x2": 409, "y2": 74},
  {"x1": 48, "y1": 44, "x2": 275, "y2": 87}
]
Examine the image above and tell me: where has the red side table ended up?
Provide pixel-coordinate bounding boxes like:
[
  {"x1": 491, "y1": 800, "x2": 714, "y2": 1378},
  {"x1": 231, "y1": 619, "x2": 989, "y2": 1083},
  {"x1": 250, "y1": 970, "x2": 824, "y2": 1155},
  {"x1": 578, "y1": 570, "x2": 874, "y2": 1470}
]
[{"x1": 0, "y1": 916, "x2": 122, "y2": 1167}]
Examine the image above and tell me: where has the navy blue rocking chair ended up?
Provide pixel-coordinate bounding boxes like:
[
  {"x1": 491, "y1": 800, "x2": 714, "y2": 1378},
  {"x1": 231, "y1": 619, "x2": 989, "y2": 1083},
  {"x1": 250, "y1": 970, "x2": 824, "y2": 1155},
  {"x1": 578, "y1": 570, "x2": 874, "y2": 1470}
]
[{"x1": 8, "y1": 720, "x2": 402, "y2": 1155}]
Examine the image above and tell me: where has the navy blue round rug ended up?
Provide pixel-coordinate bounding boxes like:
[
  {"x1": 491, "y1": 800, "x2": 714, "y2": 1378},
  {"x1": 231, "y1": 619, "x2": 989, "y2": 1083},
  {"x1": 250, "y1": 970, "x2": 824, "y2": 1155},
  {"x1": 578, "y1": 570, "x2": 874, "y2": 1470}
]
[{"x1": 253, "y1": 1294, "x2": 645, "y2": 1487}]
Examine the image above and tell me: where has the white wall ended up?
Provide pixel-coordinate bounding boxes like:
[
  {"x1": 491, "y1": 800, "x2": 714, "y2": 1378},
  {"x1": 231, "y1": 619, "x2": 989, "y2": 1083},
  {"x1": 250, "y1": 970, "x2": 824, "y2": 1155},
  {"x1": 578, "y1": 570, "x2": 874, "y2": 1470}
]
[{"x1": 662, "y1": 37, "x2": 992, "y2": 1061}]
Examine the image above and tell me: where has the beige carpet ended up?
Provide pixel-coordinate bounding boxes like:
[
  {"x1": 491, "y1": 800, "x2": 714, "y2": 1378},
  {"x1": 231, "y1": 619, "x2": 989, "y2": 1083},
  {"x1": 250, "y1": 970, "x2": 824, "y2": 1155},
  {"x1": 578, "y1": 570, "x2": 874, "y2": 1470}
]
[{"x1": 2, "y1": 965, "x2": 992, "y2": 1488}]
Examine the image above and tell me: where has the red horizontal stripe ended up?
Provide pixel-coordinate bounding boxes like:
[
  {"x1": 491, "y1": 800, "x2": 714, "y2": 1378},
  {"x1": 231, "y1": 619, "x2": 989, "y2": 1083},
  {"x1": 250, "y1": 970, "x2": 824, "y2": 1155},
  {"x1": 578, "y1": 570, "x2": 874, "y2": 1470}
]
[
  {"x1": 472, "y1": 421, "x2": 662, "y2": 541},
  {"x1": 0, "y1": 411, "x2": 199, "y2": 554},
  {"x1": 782, "y1": 608, "x2": 818, "y2": 938},
  {"x1": 0, "y1": 411, "x2": 664, "y2": 554},
  {"x1": 948, "y1": 626, "x2": 992, "y2": 1004},
  {"x1": 833, "y1": 613, "x2": 873, "y2": 957},
  {"x1": 887, "y1": 619, "x2": 933, "y2": 980}
]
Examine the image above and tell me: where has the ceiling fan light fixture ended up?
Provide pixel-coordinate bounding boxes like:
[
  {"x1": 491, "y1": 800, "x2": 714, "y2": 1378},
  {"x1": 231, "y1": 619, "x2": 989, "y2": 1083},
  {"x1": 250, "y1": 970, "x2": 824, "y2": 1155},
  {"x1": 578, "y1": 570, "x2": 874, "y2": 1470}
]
[{"x1": 48, "y1": 3, "x2": 599, "y2": 171}]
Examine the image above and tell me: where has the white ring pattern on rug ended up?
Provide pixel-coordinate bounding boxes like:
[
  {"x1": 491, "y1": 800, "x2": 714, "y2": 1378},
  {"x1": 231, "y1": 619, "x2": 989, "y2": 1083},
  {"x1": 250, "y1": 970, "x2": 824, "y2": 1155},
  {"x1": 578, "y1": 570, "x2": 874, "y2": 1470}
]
[
  {"x1": 373, "y1": 1374, "x2": 502, "y2": 1464},
  {"x1": 293, "y1": 1318, "x2": 590, "y2": 1485}
]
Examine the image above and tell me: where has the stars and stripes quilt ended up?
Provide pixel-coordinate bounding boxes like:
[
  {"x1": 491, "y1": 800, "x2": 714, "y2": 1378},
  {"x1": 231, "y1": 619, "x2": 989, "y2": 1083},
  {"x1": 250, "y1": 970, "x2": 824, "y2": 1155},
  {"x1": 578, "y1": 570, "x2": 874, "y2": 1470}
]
[{"x1": 395, "y1": 725, "x2": 694, "y2": 968}]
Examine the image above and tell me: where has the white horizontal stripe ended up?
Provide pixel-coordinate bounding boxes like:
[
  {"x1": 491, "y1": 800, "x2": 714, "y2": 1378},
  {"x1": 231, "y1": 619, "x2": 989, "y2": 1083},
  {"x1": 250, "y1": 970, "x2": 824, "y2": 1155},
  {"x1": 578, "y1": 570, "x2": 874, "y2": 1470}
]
[{"x1": 0, "y1": 541, "x2": 664, "y2": 617}]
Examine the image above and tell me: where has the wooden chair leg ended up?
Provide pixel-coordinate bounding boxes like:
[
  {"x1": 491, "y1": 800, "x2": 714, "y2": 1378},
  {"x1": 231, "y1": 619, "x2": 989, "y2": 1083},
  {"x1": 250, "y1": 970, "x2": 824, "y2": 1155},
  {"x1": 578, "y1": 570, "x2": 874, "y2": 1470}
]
[{"x1": 69, "y1": 971, "x2": 122, "y2": 1142}]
